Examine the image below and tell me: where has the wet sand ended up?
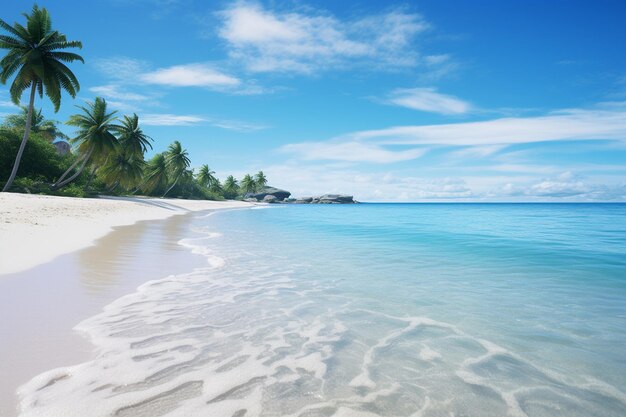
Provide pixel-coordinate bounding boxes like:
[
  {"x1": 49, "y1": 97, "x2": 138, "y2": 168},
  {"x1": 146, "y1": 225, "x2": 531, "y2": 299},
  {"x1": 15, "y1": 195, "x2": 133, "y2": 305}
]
[{"x1": 0, "y1": 212, "x2": 212, "y2": 417}]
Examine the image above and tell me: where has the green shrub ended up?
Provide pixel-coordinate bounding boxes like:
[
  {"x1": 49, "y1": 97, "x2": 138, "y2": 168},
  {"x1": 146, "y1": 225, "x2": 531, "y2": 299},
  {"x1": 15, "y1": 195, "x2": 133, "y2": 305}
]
[{"x1": 0, "y1": 128, "x2": 73, "y2": 182}]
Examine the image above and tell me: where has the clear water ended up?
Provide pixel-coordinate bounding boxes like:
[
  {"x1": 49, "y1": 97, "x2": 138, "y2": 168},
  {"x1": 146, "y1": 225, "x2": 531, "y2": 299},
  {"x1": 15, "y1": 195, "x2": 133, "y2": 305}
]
[{"x1": 19, "y1": 204, "x2": 626, "y2": 416}]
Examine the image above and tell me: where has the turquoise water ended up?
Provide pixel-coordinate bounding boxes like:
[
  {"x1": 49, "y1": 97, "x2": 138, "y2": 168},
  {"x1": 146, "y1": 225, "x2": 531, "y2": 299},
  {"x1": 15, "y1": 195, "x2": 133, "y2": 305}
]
[{"x1": 20, "y1": 204, "x2": 626, "y2": 416}]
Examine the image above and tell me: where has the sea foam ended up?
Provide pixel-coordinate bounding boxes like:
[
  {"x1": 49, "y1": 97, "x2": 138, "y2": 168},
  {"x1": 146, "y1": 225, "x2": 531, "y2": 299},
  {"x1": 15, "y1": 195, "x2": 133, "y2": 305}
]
[{"x1": 17, "y1": 204, "x2": 626, "y2": 417}]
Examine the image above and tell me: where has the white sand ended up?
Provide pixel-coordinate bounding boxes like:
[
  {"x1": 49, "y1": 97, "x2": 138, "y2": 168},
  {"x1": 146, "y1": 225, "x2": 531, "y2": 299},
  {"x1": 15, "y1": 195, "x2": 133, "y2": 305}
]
[{"x1": 0, "y1": 193, "x2": 254, "y2": 275}]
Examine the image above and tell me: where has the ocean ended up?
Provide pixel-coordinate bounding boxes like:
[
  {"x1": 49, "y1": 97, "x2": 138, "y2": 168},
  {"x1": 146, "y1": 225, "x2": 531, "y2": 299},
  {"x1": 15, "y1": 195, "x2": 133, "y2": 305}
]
[{"x1": 18, "y1": 204, "x2": 626, "y2": 416}]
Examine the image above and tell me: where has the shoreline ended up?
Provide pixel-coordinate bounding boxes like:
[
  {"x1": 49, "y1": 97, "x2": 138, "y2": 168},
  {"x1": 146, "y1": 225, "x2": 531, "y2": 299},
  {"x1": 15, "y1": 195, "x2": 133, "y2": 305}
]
[
  {"x1": 0, "y1": 208, "x2": 237, "y2": 417},
  {"x1": 0, "y1": 193, "x2": 255, "y2": 276}
]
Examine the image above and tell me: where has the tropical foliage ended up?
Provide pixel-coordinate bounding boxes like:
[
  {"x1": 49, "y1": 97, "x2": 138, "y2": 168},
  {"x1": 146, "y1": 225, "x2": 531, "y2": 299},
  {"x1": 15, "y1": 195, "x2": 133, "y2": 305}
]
[
  {"x1": 0, "y1": 5, "x2": 274, "y2": 200},
  {"x1": 3, "y1": 106, "x2": 68, "y2": 142},
  {"x1": 0, "y1": 4, "x2": 83, "y2": 191}
]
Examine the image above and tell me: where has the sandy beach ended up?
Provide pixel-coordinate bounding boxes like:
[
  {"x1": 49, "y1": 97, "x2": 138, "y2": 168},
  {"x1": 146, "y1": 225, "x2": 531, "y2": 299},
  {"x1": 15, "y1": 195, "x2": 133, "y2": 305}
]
[
  {"x1": 0, "y1": 193, "x2": 255, "y2": 417},
  {"x1": 0, "y1": 193, "x2": 253, "y2": 276}
]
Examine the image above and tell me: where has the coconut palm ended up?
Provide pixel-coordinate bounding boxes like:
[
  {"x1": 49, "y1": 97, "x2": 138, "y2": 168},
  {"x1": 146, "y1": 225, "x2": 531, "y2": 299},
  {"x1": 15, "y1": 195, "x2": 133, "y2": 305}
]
[
  {"x1": 197, "y1": 164, "x2": 217, "y2": 188},
  {"x1": 99, "y1": 150, "x2": 145, "y2": 191},
  {"x1": 116, "y1": 113, "x2": 152, "y2": 157},
  {"x1": 53, "y1": 97, "x2": 119, "y2": 189},
  {"x1": 240, "y1": 174, "x2": 257, "y2": 195},
  {"x1": 162, "y1": 140, "x2": 190, "y2": 197},
  {"x1": 255, "y1": 170, "x2": 268, "y2": 189},
  {"x1": 141, "y1": 153, "x2": 169, "y2": 194},
  {"x1": 0, "y1": 5, "x2": 83, "y2": 192},
  {"x1": 223, "y1": 175, "x2": 239, "y2": 198},
  {"x1": 209, "y1": 178, "x2": 223, "y2": 194},
  {"x1": 3, "y1": 106, "x2": 68, "y2": 142}
]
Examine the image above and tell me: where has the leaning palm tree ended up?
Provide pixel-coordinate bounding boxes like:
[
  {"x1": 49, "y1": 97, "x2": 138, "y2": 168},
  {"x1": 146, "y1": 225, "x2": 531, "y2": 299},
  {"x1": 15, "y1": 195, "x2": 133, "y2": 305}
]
[
  {"x1": 141, "y1": 153, "x2": 169, "y2": 195},
  {"x1": 162, "y1": 140, "x2": 190, "y2": 197},
  {"x1": 116, "y1": 113, "x2": 152, "y2": 157},
  {"x1": 99, "y1": 150, "x2": 145, "y2": 191},
  {"x1": 3, "y1": 106, "x2": 69, "y2": 142},
  {"x1": 53, "y1": 97, "x2": 119, "y2": 189},
  {"x1": 240, "y1": 174, "x2": 257, "y2": 195},
  {"x1": 197, "y1": 164, "x2": 217, "y2": 188},
  {"x1": 0, "y1": 5, "x2": 83, "y2": 192},
  {"x1": 255, "y1": 170, "x2": 268, "y2": 189}
]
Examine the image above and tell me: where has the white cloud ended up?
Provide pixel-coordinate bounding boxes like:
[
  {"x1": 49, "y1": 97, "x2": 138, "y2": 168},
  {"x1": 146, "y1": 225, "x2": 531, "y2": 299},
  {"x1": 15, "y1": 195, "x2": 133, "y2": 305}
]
[
  {"x1": 0, "y1": 100, "x2": 16, "y2": 108},
  {"x1": 280, "y1": 104, "x2": 626, "y2": 164},
  {"x1": 217, "y1": 3, "x2": 432, "y2": 73},
  {"x1": 260, "y1": 163, "x2": 625, "y2": 202},
  {"x1": 94, "y1": 57, "x2": 266, "y2": 94},
  {"x1": 258, "y1": 163, "x2": 474, "y2": 201},
  {"x1": 387, "y1": 88, "x2": 471, "y2": 114},
  {"x1": 281, "y1": 141, "x2": 427, "y2": 163},
  {"x1": 89, "y1": 84, "x2": 150, "y2": 102},
  {"x1": 140, "y1": 64, "x2": 241, "y2": 88},
  {"x1": 94, "y1": 57, "x2": 149, "y2": 81},
  {"x1": 207, "y1": 118, "x2": 268, "y2": 132},
  {"x1": 141, "y1": 114, "x2": 206, "y2": 126},
  {"x1": 353, "y1": 107, "x2": 626, "y2": 146},
  {"x1": 140, "y1": 113, "x2": 267, "y2": 131}
]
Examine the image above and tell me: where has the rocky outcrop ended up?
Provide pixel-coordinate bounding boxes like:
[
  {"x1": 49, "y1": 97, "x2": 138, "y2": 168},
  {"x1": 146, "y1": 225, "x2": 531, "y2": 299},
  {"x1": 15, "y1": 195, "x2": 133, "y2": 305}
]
[
  {"x1": 315, "y1": 194, "x2": 355, "y2": 204},
  {"x1": 53, "y1": 141, "x2": 71, "y2": 156},
  {"x1": 263, "y1": 195, "x2": 278, "y2": 203},
  {"x1": 246, "y1": 186, "x2": 291, "y2": 201},
  {"x1": 294, "y1": 195, "x2": 356, "y2": 204}
]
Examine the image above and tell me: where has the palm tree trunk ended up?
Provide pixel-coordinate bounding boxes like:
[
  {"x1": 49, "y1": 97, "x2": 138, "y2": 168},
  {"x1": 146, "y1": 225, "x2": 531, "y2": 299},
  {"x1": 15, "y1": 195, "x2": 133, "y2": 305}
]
[
  {"x1": 162, "y1": 175, "x2": 180, "y2": 198},
  {"x1": 84, "y1": 166, "x2": 97, "y2": 191},
  {"x1": 53, "y1": 153, "x2": 86, "y2": 187},
  {"x1": 2, "y1": 83, "x2": 37, "y2": 192},
  {"x1": 107, "y1": 180, "x2": 119, "y2": 193},
  {"x1": 54, "y1": 148, "x2": 94, "y2": 190}
]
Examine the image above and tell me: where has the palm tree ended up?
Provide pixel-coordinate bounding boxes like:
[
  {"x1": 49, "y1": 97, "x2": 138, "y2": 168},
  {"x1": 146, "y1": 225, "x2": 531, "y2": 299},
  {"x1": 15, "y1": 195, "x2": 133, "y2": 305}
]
[
  {"x1": 223, "y1": 175, "x2": 239, "y2": 198},
  {"x1": 162, "y1": 140, "x2": 190, "y2": 197},
  {"x1": 0, "y1": 5, "x2": 83, "y2": 192},
  {"x1": 53, "y1": 97, "x2": 119, "y2": 189},
  {"x1": 99, "y1": 150, "x2": 145, "y2": 191},
  {"x1": 116, "y1": 113, "x2": 152, "y2": 157},
  {"x1": 3, "y1": 106, "x2": 69, "y2": 142},
  {"x1": 197, "y1": 164, "x2": 217, "y2": 188},
  {"x1": 209, "y1": 178, "x2": 223, "y2": 194},
  {"x1": 240, "y1": 174, "x2": 257, "y2": 195},
  {"x1": 255, "y1": 170, "x2": 268, "y2": 190},
  {"x1": 141, "y1": 153, "x2": 168, "y2": 194}
]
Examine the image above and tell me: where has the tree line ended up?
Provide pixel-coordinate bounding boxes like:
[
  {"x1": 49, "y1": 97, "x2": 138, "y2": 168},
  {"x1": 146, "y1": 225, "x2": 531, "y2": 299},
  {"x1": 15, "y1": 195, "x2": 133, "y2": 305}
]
[{"x1": 0, "y1": 4, "x2": 268, "y2": 200}]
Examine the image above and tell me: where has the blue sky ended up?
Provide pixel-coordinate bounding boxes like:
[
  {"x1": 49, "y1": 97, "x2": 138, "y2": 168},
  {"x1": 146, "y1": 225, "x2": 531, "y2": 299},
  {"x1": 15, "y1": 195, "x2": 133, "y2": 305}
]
[{"x1": 2, "y1": 0, "x2": 626, "y2": 201}]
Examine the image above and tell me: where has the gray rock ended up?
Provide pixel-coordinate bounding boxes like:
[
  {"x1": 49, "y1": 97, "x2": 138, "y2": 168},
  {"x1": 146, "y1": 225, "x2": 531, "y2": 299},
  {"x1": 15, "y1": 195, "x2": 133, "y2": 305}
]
[
  {"x1": 295, "y1": 197, "x2": 313, "y2": 204},
  {"x1": 244, "y1": 198, "x2": 258, "y2": 203},
  {"x1": 316, "y1": 194, "x2": 355, "y2": 204},
  {"x1": 247, "y1": 186, "x2": 291, "y2": 201},
  {"x1": 53, "y1": 141, "x2": 71, "y2": 156},
  {"x1": 263, "y1": 195, "x2": 278, "y2": 203}
]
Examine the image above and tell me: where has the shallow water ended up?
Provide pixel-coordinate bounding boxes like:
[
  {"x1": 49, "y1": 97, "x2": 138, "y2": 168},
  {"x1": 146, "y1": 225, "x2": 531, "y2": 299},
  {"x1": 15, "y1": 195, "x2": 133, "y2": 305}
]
[{"x1": 18, "y1": 204, "x2": 626, "y2": 416}]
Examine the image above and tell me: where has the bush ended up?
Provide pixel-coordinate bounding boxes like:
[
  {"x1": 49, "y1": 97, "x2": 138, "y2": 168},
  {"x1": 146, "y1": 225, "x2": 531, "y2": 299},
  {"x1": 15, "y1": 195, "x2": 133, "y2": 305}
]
[
  {"x1": 11, "y1": 177, "x2": 91, "y2": 197},
  {"x1": 0, "y1": 128, "x2": 73, "y2": 182}
]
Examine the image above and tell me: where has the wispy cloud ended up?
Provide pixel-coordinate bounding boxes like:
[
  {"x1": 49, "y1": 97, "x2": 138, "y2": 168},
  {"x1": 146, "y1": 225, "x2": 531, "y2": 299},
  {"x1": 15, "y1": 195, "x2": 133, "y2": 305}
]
[
  {"x1": 140, "y1": 113, "x2": 268, "y2": 131},
  {"x1": 89, "y1": 84, "x2": 151, "y2": 102},
  {"x1": 94, "y1": 57, "x2": 267, "y2": 95},
  {"x1": 281, "y1": 141, "x2": 427, "y2": 163},
  {"x1": 140, "y1": 64, "x2": 241, "y2": 88},
  {"x1": 216, "y1": 2, "x2": 438, "y2": 74},
  {"x1": 280, "y1": 103, "x2": 626, "y2": 163},
  {"x1": 386, "y1": 87, "x2": 471, "y2": 114},
  {"x1": 206, "y1": 118, "x2": 268, "y2": 132},
  {"x1": 141, "y1": 114, "x2": 206, "y2": 126}
]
